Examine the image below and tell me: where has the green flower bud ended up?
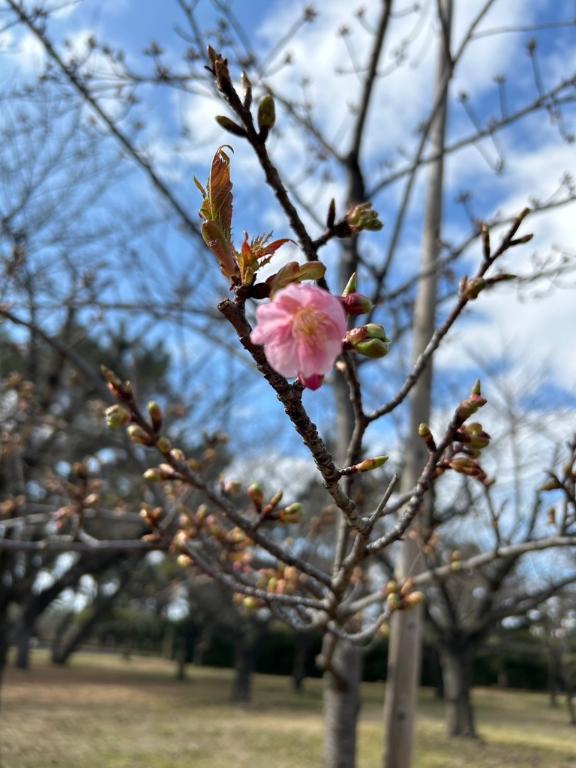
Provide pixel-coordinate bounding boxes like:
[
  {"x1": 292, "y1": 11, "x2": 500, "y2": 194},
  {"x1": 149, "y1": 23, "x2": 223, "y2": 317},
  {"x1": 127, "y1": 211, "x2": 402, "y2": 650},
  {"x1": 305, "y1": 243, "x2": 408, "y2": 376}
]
[
  {"x1": 258, "y1": 94, "x2": 276, "y2": 137},
  {"x1": 105, "y1": 405, "x2": 131, "y2": 429},
  {"x1": 354, "y1": 338, "x2": 391, "y2": 358}
]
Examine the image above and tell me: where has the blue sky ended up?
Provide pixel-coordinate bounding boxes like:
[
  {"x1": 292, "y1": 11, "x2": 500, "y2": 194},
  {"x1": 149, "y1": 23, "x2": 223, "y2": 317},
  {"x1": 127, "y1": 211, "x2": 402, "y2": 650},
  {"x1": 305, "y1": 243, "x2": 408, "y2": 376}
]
[{"x1": 1, "y1": 0, "x2": 575, "y2": 497}]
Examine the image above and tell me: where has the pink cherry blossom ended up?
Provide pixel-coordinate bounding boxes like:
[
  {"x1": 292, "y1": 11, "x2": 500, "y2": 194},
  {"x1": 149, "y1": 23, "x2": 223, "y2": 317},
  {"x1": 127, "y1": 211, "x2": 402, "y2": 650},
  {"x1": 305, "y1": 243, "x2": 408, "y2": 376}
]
[{"x1": 250, "y1": 283, "x2": 347, "y2": 384}]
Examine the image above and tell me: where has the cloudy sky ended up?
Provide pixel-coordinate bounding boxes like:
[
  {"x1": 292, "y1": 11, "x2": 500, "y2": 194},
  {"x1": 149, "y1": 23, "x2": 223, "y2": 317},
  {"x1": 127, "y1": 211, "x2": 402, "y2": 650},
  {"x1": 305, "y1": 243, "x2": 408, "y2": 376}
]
[{"x1": 1, "y1": 0, "x2": 575, "y2": 490}]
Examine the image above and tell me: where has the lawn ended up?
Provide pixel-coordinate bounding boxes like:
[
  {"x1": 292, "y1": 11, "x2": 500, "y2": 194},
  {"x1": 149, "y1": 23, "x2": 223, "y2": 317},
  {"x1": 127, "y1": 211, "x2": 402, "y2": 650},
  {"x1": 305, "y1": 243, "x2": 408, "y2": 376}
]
[{"x1": 1, "y1": 652, "x2": 574, "y2": 768}]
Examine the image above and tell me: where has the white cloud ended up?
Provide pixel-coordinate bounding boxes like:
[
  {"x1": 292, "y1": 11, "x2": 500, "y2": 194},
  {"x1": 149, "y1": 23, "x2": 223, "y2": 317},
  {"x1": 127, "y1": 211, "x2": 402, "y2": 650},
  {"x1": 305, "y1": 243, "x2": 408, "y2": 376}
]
[{"x1": 223, "y1": 452, "x2": 316, "y2": 502}]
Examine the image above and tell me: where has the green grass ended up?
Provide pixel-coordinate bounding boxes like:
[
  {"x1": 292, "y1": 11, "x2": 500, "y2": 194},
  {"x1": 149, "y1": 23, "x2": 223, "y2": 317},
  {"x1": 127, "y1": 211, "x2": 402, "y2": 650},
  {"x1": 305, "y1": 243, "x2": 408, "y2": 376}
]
[{"x1": 1, "y1": 652, "x2": 574, "y2": 767}]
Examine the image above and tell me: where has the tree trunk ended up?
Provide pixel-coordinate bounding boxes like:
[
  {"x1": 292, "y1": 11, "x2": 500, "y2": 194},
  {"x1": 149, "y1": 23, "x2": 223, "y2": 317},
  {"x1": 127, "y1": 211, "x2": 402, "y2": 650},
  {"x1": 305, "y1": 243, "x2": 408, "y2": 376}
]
[
  {"x1": 14, "y1": 622, "x2": 32, "y2": 670},
  {"x1": 547, "y1": 644, "x2": 560, "y2": 707},
  {"x1": 193, "y1": 624, "x2": 212, "y2": 666},
  {"x1": 441, "y1": 647, "x2": 477, "y2": 738},
  {"x1": 566, "y1": 691, "x2": 575, "y2": 726},
  {"x1": 382, "y1": 3, "x2": 452, "y2": 767},
  {"x1": 292, "y1": 632, "x2": 312, "y2": 693},
  {"x1": 231, "y1": 625, "x2": 255, "y2": 703},
  {"x1": 53, "y1": 570, "x2": 131, "y2": 665},
  {"x1": 175, "y1": 640, "x2": 188, "y2": 681},
  {"x1": 324, "y1": 639, "x2": 363, "y2": 768}
]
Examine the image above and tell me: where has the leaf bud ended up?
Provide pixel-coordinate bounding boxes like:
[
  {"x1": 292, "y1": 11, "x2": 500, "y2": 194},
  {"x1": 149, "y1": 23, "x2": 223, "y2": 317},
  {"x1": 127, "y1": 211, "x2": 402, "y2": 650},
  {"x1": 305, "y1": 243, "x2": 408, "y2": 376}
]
[
  {"x1": 264, "y1": 490, "x2": 284, "y2": 513},
  {"x1": 539, "y1": 478, "x2": 562, "y2": 492},
  {"x1": 257, "y1": 94, "x2": 276, "y2": 138},
  {"x1": 403, "y1": 591, "x2": 424, "y2": 609},
  {"x1": 418, "y1": 423, "x2": 437, "y2": 452},
  {"x1": 170, "y1": 448, "x2": 186, "y2": 462},
  {"x1": 345, "y1": 456, "x2": 388, "y2": 474},
  {"x1": 215, "y1": 115, "x2": 247, "y2": 137},
  {"x1": 147, "y1": 401, "x2": 163, "y2": 431},
  {"x1": 128, "y1": 425, "x2": 154, "y2": 445},
  {"x1": 143, "y1": 468, "x2": 161, "y2": 482},
  {"x1": 279, "y1": 502, "x2": 302, "y2": 523},
  {"x1": 247, "y1": 483, "x2": 264, "y2": 508},
  {"x1": 100, "y1": 365, "x2": 122, "y2": 389},
  {"x1": 399, "y1": 578, "x2": 415, "y2": 597},
  {"x1": 156, "y1": 436, "x2": 172, "y2": 454},
  {"x1": 326, "y1": 198, "x2": 336, "y2": 229},
  {"x1": 385, "y1": 580, "x2": 398, "y2": 595},
  {"x1": 241, "y1": 71, "x2": 252, "y2": 108},
  {"x1": 342, "y1": 272, "x2": 357, "y2": 297},
  {"x1": 387, "y1": 593, "x2": 400, "y2": 612}
]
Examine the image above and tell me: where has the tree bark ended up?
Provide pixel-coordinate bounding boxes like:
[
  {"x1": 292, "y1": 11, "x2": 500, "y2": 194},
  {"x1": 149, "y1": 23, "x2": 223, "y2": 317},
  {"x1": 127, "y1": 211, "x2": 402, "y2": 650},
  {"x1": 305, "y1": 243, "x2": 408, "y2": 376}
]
[
  {"x1": 441, "y1": 647, "x2": 477, "y2": 738},
  {"x1": 193, "y1": 623, "x2": 212, "y2": 666},
  {"x1": 292, "y1": 632, "x2": 312, "y2": 693},
  {"x1": 51, "y1": 610, "x2": 76, "y2": 664},
  {"x1": 324, "y1": 639, "x2": 363, "y2": 768},
  {"x1": 566, "y1": 690, "x2": 575, "y2": 726},
  {"x1": 14, "y1": 622, "x2": 32, "y2": 670},
  {"x1": 382, "y1": 3, "x2": 452, "y2": 767},
  {"x1": 52, "y1": 567, "x2": 131, "y2": 665},
  {"x1": 547, "y1": 643, "x2": 560, "y2": 707},
  {"x1": 231, "y1": 625, "x2": 255, "y2": 703}
]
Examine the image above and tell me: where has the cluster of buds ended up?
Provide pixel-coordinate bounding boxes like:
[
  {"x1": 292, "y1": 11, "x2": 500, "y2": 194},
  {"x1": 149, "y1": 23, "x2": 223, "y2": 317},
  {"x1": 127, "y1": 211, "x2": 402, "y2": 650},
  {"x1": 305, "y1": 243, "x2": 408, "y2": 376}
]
[
  {"x1": 345, "y1": 324, "x2": 390, "y2": 359},
  {"x1": 455, "y1": 380, "x2": 487, "y2": 421},
  {"x1": 247, "y1": 483, "x2": 302, "y2": 525},
  {"x1": 209, "y1": 47, "x2": 277, "y2": 144},
  {"x1": 53, "y1": 462, "x2": 101, "y2": 531},
  {"x1": 105, "y1": 404, "x2": 131, "y2": 429},
  {"x1": 254, "y1": 563, "x2": 303, "y2": 596},
  {"x1": 430, "y1": 381, "x2": 493, "y2": 487},
  {"x1": 139, "y1": 505, "x2": 165, "y2": 545},
  {"x1": 0, "y1": 494, "x2": 25, "y2": 518},
  {"x1": 384, "y1": 579, "x2": 424, "y2": 613},
  {"x1": 231, "y1": 563, "x2": 306, "y2": 608},
  {"x1": 449, "y1": 549, "x2": 462, "y2": 572},
  {"x1": 2, "y1": 373, "x2": 34, "y2": 409},
  {"x1": 101, "y1": 365, "x2": 134, "y2": 403},
  {"x1": 454, "y1": 422, "x2": 491, "y2": 458},
  {"x1": 345, "y1": 202, "x2": 383, "y2": 234},
  {"x1": 460, "y1": 273, "x2": 516, "y2": 301}
]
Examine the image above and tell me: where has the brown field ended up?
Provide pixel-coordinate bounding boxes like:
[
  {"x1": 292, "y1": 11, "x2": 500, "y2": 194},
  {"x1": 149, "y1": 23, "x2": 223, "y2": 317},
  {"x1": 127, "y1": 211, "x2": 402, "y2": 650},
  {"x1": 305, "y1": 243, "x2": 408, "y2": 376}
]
[{"x1": 0, "y1": 652, "x2": 574, "y2": 768}]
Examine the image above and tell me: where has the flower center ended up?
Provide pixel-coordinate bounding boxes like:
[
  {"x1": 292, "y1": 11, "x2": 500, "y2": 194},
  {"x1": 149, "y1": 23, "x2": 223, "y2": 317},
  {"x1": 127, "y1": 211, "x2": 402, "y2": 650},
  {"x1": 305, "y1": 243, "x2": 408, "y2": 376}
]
[{"x1": 292, "y1": 307, "x2": 326, "y2": 342}]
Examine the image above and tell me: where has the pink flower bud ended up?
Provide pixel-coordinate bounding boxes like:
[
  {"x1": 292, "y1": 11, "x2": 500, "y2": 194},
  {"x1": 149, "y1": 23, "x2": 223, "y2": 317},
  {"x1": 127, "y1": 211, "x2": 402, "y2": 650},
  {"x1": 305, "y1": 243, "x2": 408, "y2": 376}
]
[
  {"x1": 298, "y1": 373, "x2": 324, "y2": 390},
  {"x1": 340, "y1": 292, "x2": 373, "y2": 316}
]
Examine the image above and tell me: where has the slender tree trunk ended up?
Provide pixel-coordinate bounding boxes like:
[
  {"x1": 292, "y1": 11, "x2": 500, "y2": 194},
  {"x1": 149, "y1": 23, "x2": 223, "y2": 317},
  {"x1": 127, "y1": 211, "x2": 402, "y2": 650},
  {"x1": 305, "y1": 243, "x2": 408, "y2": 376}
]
[
  {"x1": 566, "y1": 690, "x2": 575, "y2": 726},
  {"x1": 53, "y1": 569, "x2": 131, "y2": 665},
  {"x1": 176, "y1": 640, "x2": 188, "y2": 681},
  {"x1": 547, "y1": 644, "x2": 560, "y2": 707},
  {"x1": 431, "y1": 645, "x2": 445, "y2": 700},
  {"x1": 292, "y1": 632, "x2": 312, "y2": 693},
  {"x1": 382, "y1": 4, "x2": 452, "y2": 766},
  {"x1": 51, "y1": 610, "x2": 75, "y2": 664},
  {"x1": 193, "y1": 624, "x2": 212, "y2": 666},
  {"x1": 0, "y1": 604, "x2": 10, "y2": 674},
  {"x1": 14, "y1": 618, "x2": 34, "y2": 670},
  {"x1": 324, "y1": 639, "x2": 363, "y2": 768},
  {"x1": 231, "y1": 625, "x2": 255, "y2": 703},
  {"x1": 441, "y1": 647, "x2": 477, "y2": 738}
]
